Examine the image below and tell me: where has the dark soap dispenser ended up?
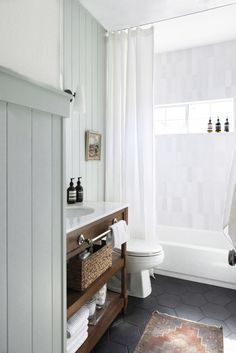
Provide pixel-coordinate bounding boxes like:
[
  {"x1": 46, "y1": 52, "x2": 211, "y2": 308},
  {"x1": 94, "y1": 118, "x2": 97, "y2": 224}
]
[
  {"x1": 207, "y1": 118, "x2": 213, "y2": 133},
  {"x1": 215, "y1": 117, "x2": 221, "y2": 132},
  {"x1": 224, "y1": 117, "x2": 230, "y2": 132},
  {"x1": 67, "y1": 178, "x2": 76, "y2": 204},
  {"x1": 76, "y1": 177, "x2": 83, "y2": 202}
]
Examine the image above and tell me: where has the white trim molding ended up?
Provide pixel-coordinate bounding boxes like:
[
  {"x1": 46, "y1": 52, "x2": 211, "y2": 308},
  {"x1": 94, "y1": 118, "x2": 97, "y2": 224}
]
[{"x1": 0, "y1": 66, "x2": 70, "y2": 117}]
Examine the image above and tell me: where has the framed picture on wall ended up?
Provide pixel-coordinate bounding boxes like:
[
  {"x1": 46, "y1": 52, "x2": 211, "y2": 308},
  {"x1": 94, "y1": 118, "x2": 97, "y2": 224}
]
[{"x1": 85, "y1": 130, "x2": 102, "y2": 161}]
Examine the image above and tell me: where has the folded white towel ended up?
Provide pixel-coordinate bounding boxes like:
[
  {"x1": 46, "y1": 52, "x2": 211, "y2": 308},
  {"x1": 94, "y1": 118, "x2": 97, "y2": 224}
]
[
  {"x1": 110, "y1": 220, "x2": 129, "y2": 249},
  {"x1": 67, "y1": 320, "x2": 88, "y2": 350},
  {"x1": 67, "y1": 321, "x2": 88, "y2": 344},
  {"x1": 67, "y1": 331, "x2": 88, "y2": 353},
  {"x1": 67, "y1": 319, "x2": 88, "y2": 339},
  {"x1": 67, "y1": 306, "x2": 89, "y2": 338}
]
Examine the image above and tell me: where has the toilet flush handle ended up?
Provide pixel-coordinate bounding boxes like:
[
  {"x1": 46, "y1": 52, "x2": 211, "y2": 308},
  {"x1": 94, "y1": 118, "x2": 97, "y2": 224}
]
[{"x1": 228, "y1": 249, "x2": 236, "y2": 266}]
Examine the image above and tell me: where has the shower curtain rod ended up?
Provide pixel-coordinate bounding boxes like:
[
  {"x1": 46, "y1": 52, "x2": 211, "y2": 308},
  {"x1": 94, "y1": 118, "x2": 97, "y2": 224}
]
[{"x1": 109, "y1": 2, "x2": 236, "y2": 32}]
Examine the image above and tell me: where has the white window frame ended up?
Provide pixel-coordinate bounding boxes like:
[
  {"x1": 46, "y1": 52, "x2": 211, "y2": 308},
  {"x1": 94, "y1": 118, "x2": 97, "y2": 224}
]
[{"x1": 154, "y1": 98, "x2": 234, "y2": 135}]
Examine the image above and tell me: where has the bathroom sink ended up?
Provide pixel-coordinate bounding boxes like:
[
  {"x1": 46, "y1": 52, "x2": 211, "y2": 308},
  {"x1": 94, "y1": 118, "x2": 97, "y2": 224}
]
[{"x1": 66, "y1": 206, "x2": 94, "y2": 217}]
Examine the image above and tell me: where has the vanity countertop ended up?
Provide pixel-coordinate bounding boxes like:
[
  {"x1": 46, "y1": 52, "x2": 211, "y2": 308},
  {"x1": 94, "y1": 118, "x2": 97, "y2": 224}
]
[{"x1": 66, "y1": 201, "x2": 128, "y2": 233}]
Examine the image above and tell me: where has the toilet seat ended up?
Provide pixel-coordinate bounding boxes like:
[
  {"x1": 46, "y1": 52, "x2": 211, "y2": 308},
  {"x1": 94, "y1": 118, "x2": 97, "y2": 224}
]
[{"x1": 114, "y1": 239, "x2": 163, "y2": 257}]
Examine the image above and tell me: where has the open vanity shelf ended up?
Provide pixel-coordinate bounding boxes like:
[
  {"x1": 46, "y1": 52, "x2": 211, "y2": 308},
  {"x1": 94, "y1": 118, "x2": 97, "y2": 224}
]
[
  {"x1": 68, "y1": 291, "x2": 124, "y2": 353},
  {"x1": 67, "y1": 253, "x2": 124, "y2": 318},
  {"x1": 66, "y1": 206, "x2": 128, "y2": 353}
]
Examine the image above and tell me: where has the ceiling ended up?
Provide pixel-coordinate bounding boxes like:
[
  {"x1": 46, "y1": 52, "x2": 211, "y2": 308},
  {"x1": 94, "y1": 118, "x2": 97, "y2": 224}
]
[
  {"x1": 156, "y1": 4, "x2": 236, "y2": 52},
  {"x1": 79, "y1": 0, "x2": 236, "y2": 31},
  {"x1": 79, "y1": 0, "x2": 236, "y2": 52}
]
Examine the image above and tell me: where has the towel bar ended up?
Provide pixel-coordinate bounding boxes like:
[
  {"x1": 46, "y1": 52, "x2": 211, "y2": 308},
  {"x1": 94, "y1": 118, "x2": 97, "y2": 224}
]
[{"x1": 77, "y1": 218, "x2": 118, "y2": 247}]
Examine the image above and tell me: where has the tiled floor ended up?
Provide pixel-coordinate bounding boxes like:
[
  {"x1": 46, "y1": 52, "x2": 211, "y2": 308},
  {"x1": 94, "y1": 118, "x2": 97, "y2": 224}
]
[{"x1": 93, "y1": 275, "x2": 236, "y2": 353}]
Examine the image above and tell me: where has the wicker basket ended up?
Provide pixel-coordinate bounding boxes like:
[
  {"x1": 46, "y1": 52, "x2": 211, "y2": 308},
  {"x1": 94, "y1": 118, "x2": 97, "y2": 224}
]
[{"x1": 67, "y1": 244, "x2": 112, "y2": 291}]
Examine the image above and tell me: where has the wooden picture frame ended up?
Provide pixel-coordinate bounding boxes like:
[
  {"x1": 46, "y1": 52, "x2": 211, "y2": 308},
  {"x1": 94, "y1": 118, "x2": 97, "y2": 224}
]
[{"x1": 85, "y1": 131, "x2": 101, "y2": 161}]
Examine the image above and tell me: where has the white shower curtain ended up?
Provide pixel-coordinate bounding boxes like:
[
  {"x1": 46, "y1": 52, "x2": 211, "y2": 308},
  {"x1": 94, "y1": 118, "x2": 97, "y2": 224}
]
[{"x1": 106, "y1": 27, "x2": 155, "y2": 241}]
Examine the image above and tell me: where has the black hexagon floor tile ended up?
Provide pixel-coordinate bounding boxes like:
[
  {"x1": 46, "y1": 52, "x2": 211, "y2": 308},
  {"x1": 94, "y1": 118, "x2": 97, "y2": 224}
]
[
  {"x1": 201, "y1": 302, "x2": 231, "y2": 321},
  {"x1": 225, "y1": 301, "x2": 236, "y2": 314},
  {"x1": 138, "y1": 320, "x2": 149, "y2": 335},
  {"x1": 111, "y1": 315, "x2": 125, "y2": 327},
  {"x1": 156, "y1": 304, "x2": 176, "y2": 316},
  {"x1": 151, "y1": 284, "x2": 166, "y2": 296},
  {"x1": 161, "y1": 282, "x2": 187, "y2": 295},
  {"x1": 93, "y1": 275, "x2": 236, "y2": 353},
  {"x1": 224, "y1": 289, "x2": 236, "y2": 300},
  {"x1": 128, "y1": 295, "x2": 158, "y2": 311},
  {"x1": 127, "y1": 342, "x2": 138, "y2": 353},
  {"x1": 185, "y1": 281, "x2": 210, "y2": 294},
  {"x1": 225, "y1": 316, "x2": 236, "y2": 334},
  {"x1": 204, "y1": 291, "x2": 231, "y2": 306},
  {"x1": 124, "y1": 305, "x2": 151, "y2": 326},
  {"x1": 109, "y1": 321, "x2": 140, "y2": 346},
  {"x1": 199, "y1": 317, "x2": 231, "y2": 337},
  {"x1": 175, "y1": 304, "x2": 204, "y2": 321},
  {"x1": 156, "y1": 293, "x2": 182, "y2": 308},
  {"x1": 151, "y1": 279, "x2": 167, "y2": 296},
  {"x1": 182, "y1": 291, "x2": 207, "y2": 307},
  {"x1": 95, "y1": 329, "x2": 109, "y2": 345},
  {"x1": 94, "y1": 341, "x2": 128, "y2": 353}
]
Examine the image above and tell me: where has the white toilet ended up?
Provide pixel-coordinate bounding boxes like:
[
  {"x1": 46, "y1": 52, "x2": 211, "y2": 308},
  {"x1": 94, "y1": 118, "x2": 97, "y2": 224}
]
[{"x1": 113, "y1": 238, "x2": 164, "y2": 298}]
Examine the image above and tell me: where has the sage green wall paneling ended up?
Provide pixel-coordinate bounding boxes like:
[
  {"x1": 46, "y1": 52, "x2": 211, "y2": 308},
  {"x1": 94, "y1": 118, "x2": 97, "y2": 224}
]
[
  {"x1": 0, "y1": 101, "x2": 7, "y2": 353},
  {"x1": 64, "y1": 0, "x2": 106, "y2": 201},
  {"x1": 7, "y1": 104, "x2": 32, "y2": 353},
  {"x1": 78, "y1": 4, "x2": 87, "y2": 200},
  {"x1": 64, "y1": 0, "x2": 73, "y2": 182},
  {"x1": 97, "y1": 25, "x2": 106, "y2": 201},
  {"x1": 52, "y1": 116, "x2": 64, "y2": 353},
  {"x1": 32, "y1": 110, "x2": 52, "y2": 353},
  {"x1": 0, "y1": 68, "x2": 68, "y2": 353}
]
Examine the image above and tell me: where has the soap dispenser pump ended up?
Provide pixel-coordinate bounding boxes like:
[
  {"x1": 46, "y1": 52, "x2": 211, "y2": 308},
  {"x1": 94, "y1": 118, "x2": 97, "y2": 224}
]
[
  {"x1": 76, "y1": 177, "x2": 83, "y2": 202},
  {"x1": 67, "y1": 178, "x2": 76, "y2": 204}
]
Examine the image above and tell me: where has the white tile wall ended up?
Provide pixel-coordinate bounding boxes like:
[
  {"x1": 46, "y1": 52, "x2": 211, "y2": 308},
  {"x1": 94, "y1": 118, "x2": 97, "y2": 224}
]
[
  {"x1": 155, "y1": 39, "x2": 236, "y2": 105},
  {"x1": 155, "y1": 40, "x2": 236, "y2": 231},
  {"x1": 155, "y1": 134, "x2": 236, "y2": 230}
]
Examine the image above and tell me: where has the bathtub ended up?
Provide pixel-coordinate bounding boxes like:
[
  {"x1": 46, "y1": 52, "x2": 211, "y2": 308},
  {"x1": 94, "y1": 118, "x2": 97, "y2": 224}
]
[{"x1": 155, "y1": 225, "x2": 236, "y2": 290}]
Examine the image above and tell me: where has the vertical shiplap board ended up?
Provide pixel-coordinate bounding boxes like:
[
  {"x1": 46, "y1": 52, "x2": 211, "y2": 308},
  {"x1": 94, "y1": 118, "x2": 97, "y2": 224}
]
[
  {"x1": 71, "y1": 0, "x2": 80, "y2": 180},
  {"x1": 32, "y1": 110, "x2": 52, "y2": 353},
  {"x1": 7, "y1": 103, "x2": 32, "y2": 353},
  {"x1": 64, "y1": 0, "x2": 73, "y2": 184},
  {"x1": 63, "y1": 0, "x2": 72, "y2": 88},
  {"x1": 64, "y1": 1, "x2": 106, "y2": 201},
  {"x1": 78, "y1": 4, "x2": 87, "y2": 199},
  {"x1": 91, "y1": 20, "x2": 98, "y2": 199},
  {"x1": 0, "y1": 101, "x2": 7, "y2": 353},
  {"x1": 52, "y1": 116, "x2": 63, "y2": 353},
  {"x1": 85, "y1": 12, "x2": 93, "y2": 201},
  {"x1": 98, "y1": 26, "x2": 106, "y2": 201}
]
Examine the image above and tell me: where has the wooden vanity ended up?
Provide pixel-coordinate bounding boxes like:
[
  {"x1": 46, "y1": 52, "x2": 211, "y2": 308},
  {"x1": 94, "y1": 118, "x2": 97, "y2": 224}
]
[{"x1": 66, "y1": 203, "x2": 128, "y2": 353}]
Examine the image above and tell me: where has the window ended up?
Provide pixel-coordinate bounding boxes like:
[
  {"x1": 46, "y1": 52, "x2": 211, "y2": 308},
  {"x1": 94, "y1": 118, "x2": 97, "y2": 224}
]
[{"x1": 154, "y1": 98, "x2": 234, "y2": 135}]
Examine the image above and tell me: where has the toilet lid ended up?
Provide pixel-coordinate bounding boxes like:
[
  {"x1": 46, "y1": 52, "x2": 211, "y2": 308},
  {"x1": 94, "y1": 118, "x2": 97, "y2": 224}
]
[{"x1": 115, "y1": 239, "x2": 163, "y2": 257}]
